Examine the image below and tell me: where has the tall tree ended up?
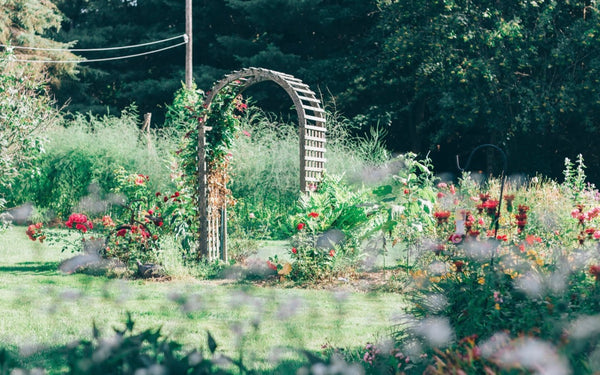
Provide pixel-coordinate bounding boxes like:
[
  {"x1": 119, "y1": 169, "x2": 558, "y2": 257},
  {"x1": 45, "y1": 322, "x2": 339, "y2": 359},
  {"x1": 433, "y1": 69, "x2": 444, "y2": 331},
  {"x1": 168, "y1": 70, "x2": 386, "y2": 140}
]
[
  {"x1": 49, "y1": 0, "x2": 379, "y2": 123},
  {"x1": 356, "y1": 0, "x2": 600, "y2": 180},
  {"x1": 218, "y1": 0, "x2": 378, "y2": 112},
  {"x1": 0, "y1": 0, "x2": 77, "y2": 77},
  {"x1": 49, "y1": 0, "x2": 189, "y2": 117}
]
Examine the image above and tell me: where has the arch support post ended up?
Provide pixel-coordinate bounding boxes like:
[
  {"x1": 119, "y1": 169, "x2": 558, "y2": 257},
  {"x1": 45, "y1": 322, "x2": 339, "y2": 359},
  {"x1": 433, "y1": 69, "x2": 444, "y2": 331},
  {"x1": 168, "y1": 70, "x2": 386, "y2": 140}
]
[{"x1": 197, "y1": 123, "x2": 209, "y2": 259}]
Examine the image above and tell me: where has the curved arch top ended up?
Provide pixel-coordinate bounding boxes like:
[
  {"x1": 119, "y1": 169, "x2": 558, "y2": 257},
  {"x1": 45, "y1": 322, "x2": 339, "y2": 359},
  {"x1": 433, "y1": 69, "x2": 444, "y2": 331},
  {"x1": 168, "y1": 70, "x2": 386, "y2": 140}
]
[{"x1": 203, "y1": 67, "x2": 327, "y2": 191}]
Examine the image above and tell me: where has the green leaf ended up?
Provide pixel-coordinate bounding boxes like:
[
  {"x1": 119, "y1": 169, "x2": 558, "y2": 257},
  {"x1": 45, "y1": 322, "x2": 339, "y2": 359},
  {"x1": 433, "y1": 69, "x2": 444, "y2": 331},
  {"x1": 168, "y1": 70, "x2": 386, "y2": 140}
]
[
  {"x1": 207, "y1": 331, "x2": 218, "y2": 354},
  {"x1": 373, "y1": 185, "x2": 393, "y2": 196}
]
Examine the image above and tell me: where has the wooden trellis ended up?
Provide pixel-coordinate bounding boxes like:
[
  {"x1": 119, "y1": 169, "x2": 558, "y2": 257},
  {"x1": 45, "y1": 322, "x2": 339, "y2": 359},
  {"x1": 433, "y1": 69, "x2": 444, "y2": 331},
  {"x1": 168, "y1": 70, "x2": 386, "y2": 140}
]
[{"x1": 197, "y1": 67, "x2": 327, "y2": 260}]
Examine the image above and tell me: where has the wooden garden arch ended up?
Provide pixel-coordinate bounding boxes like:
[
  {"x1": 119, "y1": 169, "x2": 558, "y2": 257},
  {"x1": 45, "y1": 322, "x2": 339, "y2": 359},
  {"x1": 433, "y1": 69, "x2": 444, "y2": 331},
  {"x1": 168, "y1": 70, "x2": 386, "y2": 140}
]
[{"x1": 197, "y1": 67, "x2": 327, "y2": 260}]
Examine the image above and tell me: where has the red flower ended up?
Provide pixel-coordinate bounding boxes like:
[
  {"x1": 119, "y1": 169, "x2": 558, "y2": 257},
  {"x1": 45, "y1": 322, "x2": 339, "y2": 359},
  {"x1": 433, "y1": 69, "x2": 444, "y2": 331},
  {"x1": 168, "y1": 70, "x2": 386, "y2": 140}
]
[
  {"x1": 403, "y1": 189, "x2": 410, "y2": 195},
  {"x1": 308, "y1": 212, "x2": 319, "y2": 218},
  {"x1": 433, "y1": 211, "x2": 451, "y2": 225},
  {"x1": 26, "y1": 223, "x2": 44, "y2": 242},
  {"x1": 454, "y1": 260, "x2": 465, "y2": 273},
  {"x1": 329, "y1": 249, "x2": 336, "y2": 257},
  {"x1": 297, "y1": 222, "x2": 305, "y2": 230},
  {"x1": 267, "y1": 260, "x2": 277, "y2": 271},
  {"x1": 116, "y1": 228, "x2": 127, "y2": 237},
  {"x1": 496, "y1": 235, "x2": 508, "y2": 242},
  {"x1": 468, "y1": 230, "x2": 480, "y2": 237},
  {"x1": 525, "y1": 235, "x2": 542, "y2": 244},
  {"x1": 482, "y1": 200, "x2": 499, "y2": 216},
  {"x1": 590, "y1": 265, "x2": 600, "y2": 281},
  {"x1": 292, "y1": 247, "x2": 298, "y2": 254},
  {"x1": 66, "y1": 213, "x2": 92, "y2": 232},
  {"x1": 155, "y1": 192, "x2": 161, "y2": 197},
  {"x1": 433, "y1": 244, "x2": 445, "y2": 256}
]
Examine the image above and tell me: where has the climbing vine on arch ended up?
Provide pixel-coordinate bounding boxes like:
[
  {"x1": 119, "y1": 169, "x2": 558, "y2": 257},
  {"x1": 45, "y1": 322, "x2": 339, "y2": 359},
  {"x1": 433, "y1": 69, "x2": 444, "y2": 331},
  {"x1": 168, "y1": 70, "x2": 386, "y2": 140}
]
[{"x1": 165, "y1": 83, "x2": 247, "y2": 260}]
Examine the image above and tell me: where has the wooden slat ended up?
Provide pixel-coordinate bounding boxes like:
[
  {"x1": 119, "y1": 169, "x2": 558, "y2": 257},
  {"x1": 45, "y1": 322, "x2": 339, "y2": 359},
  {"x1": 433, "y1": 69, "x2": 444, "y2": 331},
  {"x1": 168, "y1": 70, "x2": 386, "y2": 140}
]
[
  {"x1": 305, "y1": 145, "x2": 327, "y2": 152},
  {"x1": 297, "y1": 95, "x2": 320, "y2": 103},
  {"x1": 301, "y1": 104, "x2": 325, "y2": 113},
  {"x1": 304, "y1": 114, "x2": 326, "y2": 123},
  {"x1": 283, "y1": 76, "x2": 303, "y2": 83},
  {"x1": 305, "y1": 156, "x2": 327, "y2": 162},
  {"x1": 305, "y1": 135, "x2": 327, "y2": 142},
  {"x1": 292, "y1": 87, "x2": 316, "y2": 95},
  {"x1": 288, "y1": 81, "x2": 309, "y2": 88},
  {"x1": 304, "y1": 166, "x2": 325, "y2": 172},
  {"x1": 304, "y1": 124, "x2": 327, "y2": 132}
]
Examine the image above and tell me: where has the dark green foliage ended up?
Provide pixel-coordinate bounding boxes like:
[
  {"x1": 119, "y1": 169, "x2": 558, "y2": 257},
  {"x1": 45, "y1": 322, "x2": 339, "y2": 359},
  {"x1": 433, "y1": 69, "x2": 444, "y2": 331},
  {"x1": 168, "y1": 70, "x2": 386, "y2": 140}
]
[
  {"x1": 48, "y1": 0, "x2": 378, "y2": 124},
  {"x1": 358, "y1": 0, "x2": 600, "y2": 181},
  {"x1": 37, "y1": 315, "x2": 238, "y2": 374}
]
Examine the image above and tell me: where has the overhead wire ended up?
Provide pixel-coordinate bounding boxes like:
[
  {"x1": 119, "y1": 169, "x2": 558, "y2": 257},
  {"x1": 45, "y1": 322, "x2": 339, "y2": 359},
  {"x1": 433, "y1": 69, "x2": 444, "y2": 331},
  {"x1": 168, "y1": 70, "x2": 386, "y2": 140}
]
[
  {"x1": 0, "y1": 34, "x2": 187, "y2": 52},
  {"x1": 1, "y1": 34, "x2": 188, "y2": 64}
]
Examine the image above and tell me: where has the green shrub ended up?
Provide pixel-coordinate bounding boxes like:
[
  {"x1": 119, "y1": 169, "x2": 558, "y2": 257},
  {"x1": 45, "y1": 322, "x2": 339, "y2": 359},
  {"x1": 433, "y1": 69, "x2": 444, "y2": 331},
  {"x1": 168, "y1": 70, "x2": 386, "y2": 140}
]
[
  {"x1": 0, "y1": 58, "x2": 60, "y2": 219},
  {"x1": 5, "y1": 106, "x2": 177, "y2": 220}
]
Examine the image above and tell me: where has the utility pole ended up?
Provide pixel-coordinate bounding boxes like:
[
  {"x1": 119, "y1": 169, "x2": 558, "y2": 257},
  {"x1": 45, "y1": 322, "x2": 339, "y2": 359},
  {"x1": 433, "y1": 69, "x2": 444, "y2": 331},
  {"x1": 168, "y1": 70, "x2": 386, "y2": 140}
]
[{"x1": 185, "y1": 0, "x2": 193, "y2": 89}]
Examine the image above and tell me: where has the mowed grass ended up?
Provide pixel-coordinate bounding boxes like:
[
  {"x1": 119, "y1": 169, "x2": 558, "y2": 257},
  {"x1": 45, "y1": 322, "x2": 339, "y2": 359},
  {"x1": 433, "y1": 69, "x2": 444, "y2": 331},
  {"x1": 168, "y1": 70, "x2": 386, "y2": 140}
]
[{"x1": 0, "y1": 226, "x2": 407, "y2": 372}]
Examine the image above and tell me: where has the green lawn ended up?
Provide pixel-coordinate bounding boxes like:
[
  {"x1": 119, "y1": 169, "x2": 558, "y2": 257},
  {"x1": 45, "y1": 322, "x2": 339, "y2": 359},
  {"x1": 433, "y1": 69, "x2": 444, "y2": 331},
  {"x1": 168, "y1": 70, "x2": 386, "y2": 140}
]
[{"x1": 0, "y1": 226, "x2": 407, "y2": 373}]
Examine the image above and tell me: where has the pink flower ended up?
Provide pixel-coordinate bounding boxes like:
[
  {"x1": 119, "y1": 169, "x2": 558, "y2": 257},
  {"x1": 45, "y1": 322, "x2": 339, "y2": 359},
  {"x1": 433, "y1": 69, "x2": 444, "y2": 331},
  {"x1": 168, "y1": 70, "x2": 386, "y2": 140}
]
[
  {"x1": 450, "y1": 184, "x2": 456, "y2": 195},
  {"x1": 329, "y1": 249, "x2": 336, "y2": 257},
  {"x1": 437, "y1": 192, "x2": 445, "y2": 199},
  {"x1": 292, "y1": 247, "x2": 298, "y2": 254},
  {"x1": 478, "y1": 217, "x2": 486, "y2": 226},
  {"x1": 75, "y1": 223, "x2": 87, "y2": 233},
  {"x1": 242, "y1": 130, "x2": 251, "y2": 137},
  {"x1": 449, "y1": 233, "x2": 463, "y2": 244},
  {"x1": 248, "y1": 213, "x2": 256, "y2": 219},
  {"x1": 102, "y1": 216, "x2": 115, "y2": 227},
  {"x1": 593, "y1": 231, "x2": 600, "y2": 240},
  {"x1": 437, "y1": 182, "x2": 448, "y2": 189},
  {"x1": 134, "y1": 174, "x2": 148, "y2": 185}
]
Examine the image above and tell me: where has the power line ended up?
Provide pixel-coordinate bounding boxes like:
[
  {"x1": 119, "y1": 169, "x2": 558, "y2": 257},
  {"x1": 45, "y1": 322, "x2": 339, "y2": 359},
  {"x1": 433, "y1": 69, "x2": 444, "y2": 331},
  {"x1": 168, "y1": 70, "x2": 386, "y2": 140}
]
[
  {"x1": 7, "y1": 40, "x2": 187, "y2": 64},
  {"x1": 0, "y1": 34, "x2": 187, "y2": 52}
]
